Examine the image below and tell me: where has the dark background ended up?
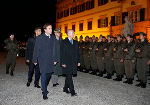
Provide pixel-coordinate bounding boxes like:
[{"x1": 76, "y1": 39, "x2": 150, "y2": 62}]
[{"x1": 0, "y1": 0, "x2": 57, "y2": 43}]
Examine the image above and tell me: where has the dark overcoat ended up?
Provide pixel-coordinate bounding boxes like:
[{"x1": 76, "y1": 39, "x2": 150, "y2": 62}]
[
  {"x1": 33, "y1": 33, "x2": 58, "y2": 73},
  {"x1": 60, "y1": 38, "x2": 80, "y2": 75},
  {"x1": 25, "y1": 37, "x2": 35, "y2": 61}
]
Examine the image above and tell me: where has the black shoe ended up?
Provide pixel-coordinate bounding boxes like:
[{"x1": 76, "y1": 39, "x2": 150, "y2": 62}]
[
  {"x1": 136, "y1": 80, "x2": 141, "y2": 82},
  {"x1": 123, "y1": 79, "x2": 129, "y2": 83},
  {"x1": 71, "y1": 93, "x2": 77, "y2": 96},
  {"x1": 10, "y1": 71, "x2": 14, "y2": 76},
  {"x1": 128, "y1": 79, "x2": 133, "y2": 84},
  {"x1": 26, "y1": 82, "x2": 30, "y2": 87},
  {"x1": 6, "y1": 71, "x2": 9, "y2": 74},
  {"x1": 63, "y1": 88, "x2": 70, "y2": 94},
  {"x1": 53, "y1": 84, "x2": 57, "y2": 87},
  {"x1": 135, "y1": 82, "x2": 142, "y2": 87},
  {"x1": 34, "y1": 84, "x2": 41, "y2": 88},
  {"x1": 141, "y1": 83, "x2": 146, "y2": 88},
  {"x1": 113, "y1": 77, "x2": 119, "y2": 81},
  {"x1": 73, "y1": 74, "x2": 77, "y2": 77},
  {"x1": 43, "y1": 95, "x2": 48, "y2": 100}
]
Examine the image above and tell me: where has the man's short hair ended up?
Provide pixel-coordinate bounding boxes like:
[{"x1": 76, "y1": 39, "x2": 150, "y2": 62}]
[
  {"x1": 43, "y1": 23, "x2": 52, "y2": 29},
  {"x1": 34, "y1": 27, "x2": 41, "y2": 32}
]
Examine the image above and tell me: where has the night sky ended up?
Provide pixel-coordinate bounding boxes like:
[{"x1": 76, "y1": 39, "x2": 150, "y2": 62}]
[{"x1": 0, "y1": 0, "x2": 56, "y2": 42}]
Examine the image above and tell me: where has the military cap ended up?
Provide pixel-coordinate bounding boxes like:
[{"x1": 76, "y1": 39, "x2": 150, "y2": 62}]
[
  {"x1": 9, "y1": 33, "x2": 14, "y2": 37},
  {"x1": 139, "y1": 32, "x2": 146, "y2": 36},
  {"x1": 54, "y1": 28, "x2": 61, "y2": 33}
]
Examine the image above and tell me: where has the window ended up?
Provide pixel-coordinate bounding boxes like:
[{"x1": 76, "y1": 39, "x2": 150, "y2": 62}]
[
  {"x1": 98, "y1": 17, "x2": 108, "y2": 28},
  {"x1": 88, "y1": 21, "x2": 92, "y2": 30},
  {"x1": 129, "y1": 10, "x2": 140, "y2": 23},
  {"x1": 98, "y1": 0, "x2": 108, "y2": 6},
  {"x1": 72, "y1": 24, "x2": 75, "y2": 32},
  {"x1": 65, "y1": 25, "x2": 68, "y2": 34},
  {"x1": 64, "y1": 9, "x2": 69, "y2": 17},
  {"x1": 115, "y1": 15, "x2": 121, "y2": 25},
  {"x1": 79, "y1": 23, "x2": 83, "y2": 31}
]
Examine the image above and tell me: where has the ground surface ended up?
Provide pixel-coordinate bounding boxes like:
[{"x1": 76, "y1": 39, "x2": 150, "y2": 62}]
[{"x1": 0, "y1": 52, "x2": 150, "y2": 105}]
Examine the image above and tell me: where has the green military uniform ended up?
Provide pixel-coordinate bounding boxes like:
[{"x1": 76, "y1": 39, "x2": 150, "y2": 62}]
[
  {"x1": 89, "y1": 41, "x2": 98, "y2": 74},
  {"x1": 96, "y1": 41, "x2": 106, "y2": 76},
  {"x1": 78, "y1": 41, "x2": 85, "y2": 71},
  {"x1": 113, "y1": 41, "x2": 125, "y2": 81},
  {"x1": 104, "y1": 41, "x2": 114, "y2": 79},
  {"x1": 82, "y1": 41, "x2": 91, "y2": 73},
  {"x1": 4, "y1": 38, "x2": 18, "y2": 76},
  {"x1": 135, "y1": 39, "x2": 150, "y2": 88},
  {"x1": 123, "y1": 41, "x2": 135, "y2": 84}
]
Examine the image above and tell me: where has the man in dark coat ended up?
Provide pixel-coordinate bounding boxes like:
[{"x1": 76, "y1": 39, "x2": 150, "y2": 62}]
[
  {"x1": 4, "y1": 34, "x2": 18, "y2": 76},
  {"x1": 33, "y1": 23, "x2": 58, "y2": 100},
  {"x1": 52, "y1": 28, "x2": 62, "y2": 87},
  {"x1": 25, "y1": 27, "x2": 41, "y2": 88},
  {"x1": 61, "y1": 29, "x2": 80, "y2": 96}
]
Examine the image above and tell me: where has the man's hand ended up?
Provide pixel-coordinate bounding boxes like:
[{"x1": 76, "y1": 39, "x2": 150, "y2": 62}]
[
  {"x1": 62, "y1": 64, "x2": 66, "y2": 68},
  {"x1": 34, "y1": 63, "x2": 37, "y2": 65},
  {"x1": 132, "y1": 60, "x2": 135, "y2": 63},
  {"x1": 26, "y1": 60, "x2": 30, "y2": 63},
  {"x1": 104, "y1": 48, "x2": 107, "y2": 51},
  {"x1": 135, "y1": 49, "x2": 140, "y2": 53},
  {"x1": 147, "y1": 60, "x2": 150, "y2": 65},
  {"x1": 78, "y1": 63, "x2": 80, "y2": 66},
  {"x1": 54, "y1": 62, "x2": 57, "y2": 65},
  {"x1": 102, "y1": 57, "x2": 104, "y2": 60},
  {"x1": 120, "y1": 59, "x2": 124, "y2": 63},
  {"x1": 124, "y1": 48, "x2": 128, "y2": 52}
]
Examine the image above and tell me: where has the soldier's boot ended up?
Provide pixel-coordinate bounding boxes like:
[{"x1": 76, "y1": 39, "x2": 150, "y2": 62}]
[
  {"x1": 84, "y1": 69, "x2": 89, "y2": 73},
  {"x1": 113, "y1": 75, "x2": 120, "y2": 81},
  {"x1": 10, "y1": 71, "x2": 14, "y2": 76},
  {"x1": 141, "y1": 82, "x2": 146, "y2": 88},
  {"x1": 91, "y1": 70, "x2": 96, "y2": 75},
  {"x1": 99, "y1": 72, "x2": 103, "y2": 77},
  {"x1": 128, "y1": 78, "x2": 133, "y2": 84},
  {"x1": 104, "y1": 74, "x2": 112, "y2": 79},
  {"x1": 89, "y1": 69, "x2": 93, "y2": 74},
  {"x1": 6, "y1": 70, "x2": 9, "y2": 74},
  {"x1": 135, "y1": 82, "x2": 142, "y2": 87},
  {"x1": 123, "y1": 79, "x2": 129, "y2": 83},
  {"x1": 96, "y1": 70, "x2": 100, "y2": 76}
]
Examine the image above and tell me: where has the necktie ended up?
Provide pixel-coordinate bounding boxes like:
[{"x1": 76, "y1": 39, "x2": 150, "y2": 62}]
[{"x1": 70, "y1": 39, "x2": 73, "y2": 45}]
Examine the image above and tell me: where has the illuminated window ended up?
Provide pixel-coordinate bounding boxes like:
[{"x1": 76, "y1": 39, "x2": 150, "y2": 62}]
[
  {"x1": 129, "y1": 10, "x2": 140, "y2": 23},
  {"x1": 98, "y1": 0, "x2": 108, "y2": 6},
  {"x1": 88, "y1": 21, "x2": 92, "y2": 30},
  {"x1": 79, "y1": 23, "x2": 83, "y2": 31},
  {"x1": 115, "y1": 15, "x2": 121, "y2": 25},
  {"x1": 72, "y1": 24, "x2": 75, "y2": 32},
  {"x1": 98, "y1": 17, "x2": 108, "y2": 28},
  {"x1": 65, "y1": 25, "x2": 68, "y2": 34},
  {"x1": 64, "y1": 9, "x2": 69, "y2": 17}
]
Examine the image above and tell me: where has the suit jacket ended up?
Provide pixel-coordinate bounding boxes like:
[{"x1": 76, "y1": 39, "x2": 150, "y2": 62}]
[
  {"x1": 33, "y1": 33, "x2": 58, "y2": 73},
  {"x1": 60, "y1": 38, "x2": 80, "y2": 74},
  {"x1": 25, "y1": 37, "x2": 35, "y2": 61}
]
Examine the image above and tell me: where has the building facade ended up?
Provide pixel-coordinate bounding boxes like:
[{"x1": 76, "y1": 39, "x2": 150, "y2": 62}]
[{"x1": 56, "y1": 0, "x2": 150, "y2": 41}]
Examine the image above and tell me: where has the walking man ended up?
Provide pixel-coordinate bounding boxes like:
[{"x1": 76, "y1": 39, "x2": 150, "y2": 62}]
[
  {"x1": 25, "y1": 27, "x2": 41, "y2": 88},
  {"x1": 4, "y1": 33, "x2": 18, "y2": 76},
  {"x1": 61, "y1": 29, "x2": 80, "y2": 96},
  {"x1": 52, "y1": 28, "x2": 62, "y2": 87},
  {"x1": 33, "y1": 23, "x2": 58, "y2": 100}
]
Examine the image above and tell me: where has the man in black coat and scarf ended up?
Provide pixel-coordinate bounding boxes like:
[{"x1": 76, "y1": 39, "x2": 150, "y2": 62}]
[
  {"x1": 61, "y1": 29, "x2": 80, "y2": 96},
  {"x1": 33, "y1": 23, "x2": 58, "y2": 100}
]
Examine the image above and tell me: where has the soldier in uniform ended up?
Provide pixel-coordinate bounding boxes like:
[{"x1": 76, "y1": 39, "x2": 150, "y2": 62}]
[
  {"x1": 113, "y1": 35, "x2": 125, "y2": 81},
  {"x1": 78, "y1": 35, "x2": 84, "y2": 72},
  {"x1": 52, "y1": 28, "x2": 62, "y2": 87},
  {"x1": 103, "y1": 35, "x2": 114, "y2": 79},
  {"x1": 123, "y1": 34, "x2": 136, "y2": 84},
  {"x1": 89, "y1": 35, "x2": 98, "y2": 75},
  {"x1": 4, "y1": 33, "x2": 18, "y2": 76},
  {"x1": 83, "y1": 36, "x2": 91, "y2": 73},
  {"x1": 96, "y1": 35, "x2": 106, "y2": 77},
  {"x1": 135, "y1": 32, "x2": 150, "y2": 88}
]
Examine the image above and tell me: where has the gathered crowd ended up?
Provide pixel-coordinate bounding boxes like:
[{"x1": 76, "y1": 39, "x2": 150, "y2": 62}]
[{"x1": 77, "y1": 33, "x2": 150, "y2": 88}]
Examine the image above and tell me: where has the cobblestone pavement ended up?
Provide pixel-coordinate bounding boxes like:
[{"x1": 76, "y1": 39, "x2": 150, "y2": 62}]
[{"x1": 0, "y1": 52, "x2": 150, "y2": 105}]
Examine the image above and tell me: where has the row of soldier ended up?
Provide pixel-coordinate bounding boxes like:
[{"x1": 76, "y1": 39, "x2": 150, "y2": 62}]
[{"x1": 77, "y1": 33, "x2": 150, "y2": 88}]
